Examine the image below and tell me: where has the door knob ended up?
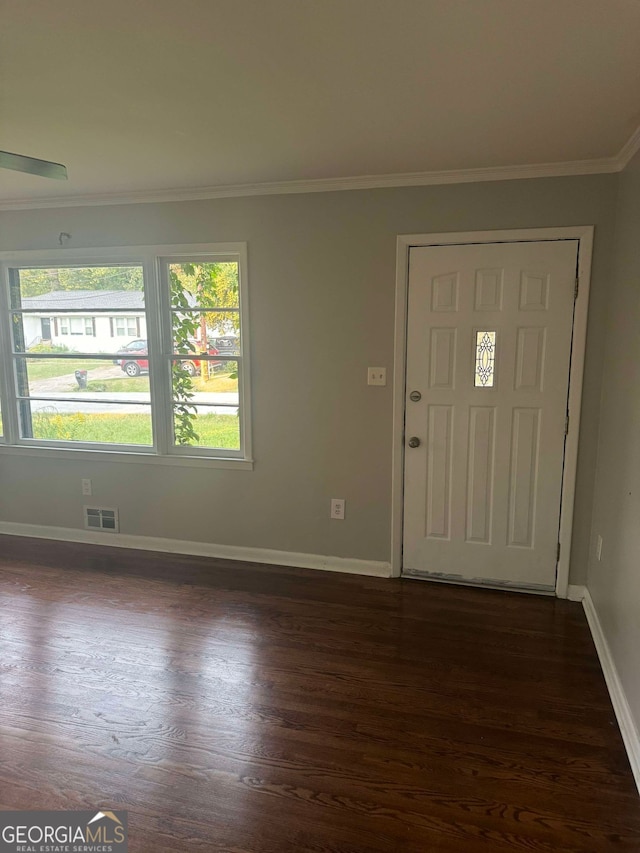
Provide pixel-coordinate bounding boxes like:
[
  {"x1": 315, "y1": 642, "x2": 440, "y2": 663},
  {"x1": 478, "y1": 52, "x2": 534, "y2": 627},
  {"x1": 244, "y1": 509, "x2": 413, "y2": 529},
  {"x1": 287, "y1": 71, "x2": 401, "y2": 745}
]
[
  {"x1": 409, "y1": 391, "x2": 422, "y2": 402},
  {"x1": 408, "y1": 436, "x2": 421, "y2": 448}
]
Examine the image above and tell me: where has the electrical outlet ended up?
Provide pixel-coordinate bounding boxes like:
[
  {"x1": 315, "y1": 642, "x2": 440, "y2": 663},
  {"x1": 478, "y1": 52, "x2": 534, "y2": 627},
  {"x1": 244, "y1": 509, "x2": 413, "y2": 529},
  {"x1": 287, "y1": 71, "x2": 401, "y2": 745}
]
[
  {"x1": 596, "y1": 535, "x2": 603, "y2": 561},
  {"x1": 81, "y1": 478, "x2": 92, "y2": 496},
  {"x1": 331, "y1": 498, "x2": 345, "y2": 520},
  {"x1": 367, "y1": 367, "x2": 386, "y2": 386}
]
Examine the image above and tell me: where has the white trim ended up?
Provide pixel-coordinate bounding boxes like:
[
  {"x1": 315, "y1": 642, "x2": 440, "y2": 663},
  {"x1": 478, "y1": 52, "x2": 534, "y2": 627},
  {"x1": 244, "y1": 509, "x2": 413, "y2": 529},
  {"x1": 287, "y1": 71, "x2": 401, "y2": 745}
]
[
  {"x1": 0, "y1": 521, "x2": 392, "y2": 579},
  {"x1": 581, "y1": 589, "x2": 640, "y2": 795},
  {"x1": 0, "y1": 443, "x2": 253, "y2": 469},
  {"x1": 1, "y1": 122, "x2": 639, "y2": 212},
  {"x1": 556, "y1": 228, "x2": 593, "y2": 598},
  {"x1": 391, "y1": 226, "x2": 594, "y2": 599},
  {"x1": 566, "y1": 584, "x2": 586, "y2": 602},
  {"x1": 391, "y1": 240, "x2": 409, "y2": 578},
  {"x1": 0, "y1": 243, "x2": 246, "y2": 263},
  {"x1": 617, "y1": 124, "x2": 640, "y2": 170},
  {"x1": 0, "y1": 157, "x2": 622, "y2": 212}
]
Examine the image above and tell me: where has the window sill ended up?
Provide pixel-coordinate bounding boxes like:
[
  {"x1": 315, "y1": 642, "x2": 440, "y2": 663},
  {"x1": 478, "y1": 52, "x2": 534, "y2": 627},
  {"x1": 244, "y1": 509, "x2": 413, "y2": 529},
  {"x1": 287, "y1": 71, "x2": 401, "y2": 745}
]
[{"x1": 0, "y1": 443, "x2": 254, "y2": 470}]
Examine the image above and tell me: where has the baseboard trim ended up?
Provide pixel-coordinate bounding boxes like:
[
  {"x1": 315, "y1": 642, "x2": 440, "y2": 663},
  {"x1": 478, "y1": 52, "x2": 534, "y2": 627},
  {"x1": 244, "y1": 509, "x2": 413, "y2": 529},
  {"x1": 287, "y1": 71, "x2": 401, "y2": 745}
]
[
  {"x1": 0, "y1": 521, "x2": 392, "y2": 579},
  {"x1": 566, "y1": 584, "x2": 586, "y2": 601},
  {"x1": 581, "y1": 588, "x2": 640, "y2": 795}
]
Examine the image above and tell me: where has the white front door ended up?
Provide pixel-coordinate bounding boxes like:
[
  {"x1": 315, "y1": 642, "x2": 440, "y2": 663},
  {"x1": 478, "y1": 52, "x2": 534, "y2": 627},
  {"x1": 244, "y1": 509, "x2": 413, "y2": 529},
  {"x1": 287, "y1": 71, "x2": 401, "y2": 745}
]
[{"x1": 403, "y1": 240, "x2": 578, "y2": 590}]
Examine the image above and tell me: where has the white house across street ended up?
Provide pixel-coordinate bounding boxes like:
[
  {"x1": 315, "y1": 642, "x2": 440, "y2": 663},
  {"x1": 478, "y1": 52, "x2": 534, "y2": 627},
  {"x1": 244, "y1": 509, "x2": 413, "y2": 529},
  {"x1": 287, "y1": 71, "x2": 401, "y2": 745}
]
[{"x1": 21, "y1": 290, "x2": 146, "y2": 352}]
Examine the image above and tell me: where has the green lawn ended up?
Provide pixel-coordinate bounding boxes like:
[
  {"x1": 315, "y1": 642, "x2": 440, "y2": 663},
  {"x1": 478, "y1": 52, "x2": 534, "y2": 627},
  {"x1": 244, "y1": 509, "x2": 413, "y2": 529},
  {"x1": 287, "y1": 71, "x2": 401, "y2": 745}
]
[
  {"x1": 83, "y1": 371, "x2": 236, "y2": 394},
  {"x1": 192, "y1": 372, "x2": 238, "y2": 393},
  {"x1": 27, "y1": 359, "x2": 104, "y2": 381},
  {"x1": 31, "y1": 411, "x2": 239, "y2": 448},
  {"x1": 23, "y1": 359, "x2": 237, "y2": 391},
  {"x1": 84, "y1": 376, "x2": 150, "y2": 393}
]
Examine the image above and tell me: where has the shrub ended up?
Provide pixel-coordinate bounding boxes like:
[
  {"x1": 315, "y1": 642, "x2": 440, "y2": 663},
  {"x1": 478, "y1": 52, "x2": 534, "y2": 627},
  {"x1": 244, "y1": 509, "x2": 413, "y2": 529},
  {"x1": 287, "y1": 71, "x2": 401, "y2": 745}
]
[
  {"x1": 28, "y1": 342, "x2": 71, "y2": 354},
  {"x1": 32, "y1": 410, "x2": 88, "y2": 441}
]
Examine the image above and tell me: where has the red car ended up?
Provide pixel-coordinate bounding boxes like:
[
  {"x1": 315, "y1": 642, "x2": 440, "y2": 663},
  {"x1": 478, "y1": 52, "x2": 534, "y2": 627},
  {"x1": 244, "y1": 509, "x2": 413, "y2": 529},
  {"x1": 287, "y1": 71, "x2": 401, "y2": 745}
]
[{"x1": 116, "y1": 339, "x2": 220, "y2": 377}]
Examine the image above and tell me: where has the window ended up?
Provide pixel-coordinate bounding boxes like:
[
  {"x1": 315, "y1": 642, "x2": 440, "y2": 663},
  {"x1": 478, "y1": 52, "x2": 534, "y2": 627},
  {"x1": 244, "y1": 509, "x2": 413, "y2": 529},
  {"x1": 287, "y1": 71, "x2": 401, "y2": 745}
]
[
  {"x1": 474, "y1": 330, "x2": 496, "y2": 387},
  {"x1": 0, "y1": 244, "x2": 251, "y2": 465},
  {"x1": 60, "y1": 316, "x2": 93, "y2": 336},
  {"x1": 113, "y1": 316, "x2": 138, "y2": 337},
  {"x1": 70, "y1": 317, "x2": 83, "y2": 336}
]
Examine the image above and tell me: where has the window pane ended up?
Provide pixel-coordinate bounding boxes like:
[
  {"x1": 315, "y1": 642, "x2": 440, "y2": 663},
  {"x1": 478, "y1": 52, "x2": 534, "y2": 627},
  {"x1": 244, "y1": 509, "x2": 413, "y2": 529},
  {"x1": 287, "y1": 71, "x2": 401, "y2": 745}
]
[
  {"x1": 169, "y1": 261, "x2": 239, "y2": 309},
  {"x1": 14, "y1": 357, "x2": 151, "y2": 398},
  {"x1": 15, "y1": 354, "x2": 152, "y2": 447},
  {"x1": 209, "y1": 333, "x2": 241, "y2": 355},
  {"x1": 173, "y1": 407, "x2": 240, "y2": 450},
  {"x1": 10, "y1": 265, "x2": 145, "y2": 354},
  {"x1": 475, "y1": 331, "x2": 496, "y2": 387},
  {"x1": 24, "y1": 402, "x2": 153, "y2": 445},
  {"x1": 11, "y1": 266, "x2": 144, "y2": 309},
  {"x1": 171, "y1": 358, "x2": 239, "y2": 449},
  {"x1": 171, "y1": 311, "x2": 240, "y2": 356},
  {"x1": 171, "y1": 358, "x2": 238, "y2": 395}
]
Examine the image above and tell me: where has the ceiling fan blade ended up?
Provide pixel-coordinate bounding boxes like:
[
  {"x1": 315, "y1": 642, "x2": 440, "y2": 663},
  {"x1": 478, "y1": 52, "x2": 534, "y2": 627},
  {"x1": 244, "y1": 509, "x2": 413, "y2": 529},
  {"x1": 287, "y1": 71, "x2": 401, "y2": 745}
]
[{"x1": 0, "y1": 150, "x2": 68, "y2": 180}]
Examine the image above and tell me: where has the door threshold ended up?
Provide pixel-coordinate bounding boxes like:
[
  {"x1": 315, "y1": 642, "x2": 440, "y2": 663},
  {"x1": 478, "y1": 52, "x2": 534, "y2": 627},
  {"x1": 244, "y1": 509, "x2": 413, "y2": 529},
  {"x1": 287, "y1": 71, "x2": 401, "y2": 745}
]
[{"x1": 401, "y1": 569, "x2": 556, "y2": 597}]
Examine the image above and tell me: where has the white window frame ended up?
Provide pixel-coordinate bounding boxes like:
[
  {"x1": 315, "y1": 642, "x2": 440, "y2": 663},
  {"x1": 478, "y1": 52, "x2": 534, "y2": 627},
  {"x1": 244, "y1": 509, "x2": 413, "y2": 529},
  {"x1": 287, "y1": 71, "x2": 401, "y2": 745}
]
[{"x1": 0, "y1": 243, "x2": 252, "y2": 470}]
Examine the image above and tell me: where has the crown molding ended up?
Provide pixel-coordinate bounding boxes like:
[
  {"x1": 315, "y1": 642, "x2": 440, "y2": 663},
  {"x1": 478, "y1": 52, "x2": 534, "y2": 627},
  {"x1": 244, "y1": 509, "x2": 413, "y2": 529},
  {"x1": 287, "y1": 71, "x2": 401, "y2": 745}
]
[
  {"x1": 0, "y1": 150, "x2": 630, "y2": 212},
  {"x1": 616, "y1": 122, "x2": 640, "y2": 170}
]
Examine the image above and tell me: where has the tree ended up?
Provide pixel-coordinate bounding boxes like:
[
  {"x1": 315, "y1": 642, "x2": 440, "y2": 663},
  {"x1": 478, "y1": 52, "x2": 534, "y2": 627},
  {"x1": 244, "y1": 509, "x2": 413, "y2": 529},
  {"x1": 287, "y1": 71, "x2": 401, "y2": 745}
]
[{"x1": 17, "y1": 266, "x2": 143, "y2": 298}]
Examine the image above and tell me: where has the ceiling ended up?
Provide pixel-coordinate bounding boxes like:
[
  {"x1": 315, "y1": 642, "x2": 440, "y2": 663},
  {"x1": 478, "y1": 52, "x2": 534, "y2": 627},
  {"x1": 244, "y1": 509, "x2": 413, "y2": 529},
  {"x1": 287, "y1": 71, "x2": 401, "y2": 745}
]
[{"x1": 1, "y1": 0, "x2": 640, "y2": 207}]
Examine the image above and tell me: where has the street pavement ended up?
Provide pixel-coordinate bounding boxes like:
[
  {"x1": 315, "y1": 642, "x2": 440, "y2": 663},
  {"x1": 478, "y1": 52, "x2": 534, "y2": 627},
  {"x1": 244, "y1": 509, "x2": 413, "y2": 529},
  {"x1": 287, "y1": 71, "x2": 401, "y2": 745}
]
[{"x1": 29, "y1": 366, "x2": 239, "y2": 415}]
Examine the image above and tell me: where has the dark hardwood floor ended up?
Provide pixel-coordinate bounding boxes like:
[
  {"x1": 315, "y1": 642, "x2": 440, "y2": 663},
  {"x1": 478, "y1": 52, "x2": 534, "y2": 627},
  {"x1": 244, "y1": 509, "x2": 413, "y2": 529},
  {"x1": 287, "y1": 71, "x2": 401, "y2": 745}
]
[{"x1": 0, "y1": 535, "x2": 638, "y2": 852}]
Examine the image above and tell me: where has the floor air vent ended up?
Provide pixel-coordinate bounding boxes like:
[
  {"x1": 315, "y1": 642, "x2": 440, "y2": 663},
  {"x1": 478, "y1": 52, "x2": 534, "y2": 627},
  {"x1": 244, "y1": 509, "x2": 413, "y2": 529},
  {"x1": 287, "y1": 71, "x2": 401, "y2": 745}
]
[{"x1": 84, "y1": 506, "x2": 119, "y2": 532}]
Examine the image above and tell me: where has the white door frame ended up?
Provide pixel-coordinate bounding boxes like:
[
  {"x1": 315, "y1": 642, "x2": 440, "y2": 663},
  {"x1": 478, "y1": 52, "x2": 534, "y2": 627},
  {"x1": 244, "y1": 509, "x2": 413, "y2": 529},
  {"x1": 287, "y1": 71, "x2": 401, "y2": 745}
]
[{"x1": 391, "y1": 226, "x2": 594, "y2": 598}]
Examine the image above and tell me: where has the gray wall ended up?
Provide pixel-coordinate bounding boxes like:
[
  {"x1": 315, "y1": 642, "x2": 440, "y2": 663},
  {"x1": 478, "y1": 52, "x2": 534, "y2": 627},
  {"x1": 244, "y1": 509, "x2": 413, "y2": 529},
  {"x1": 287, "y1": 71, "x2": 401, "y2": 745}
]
[
  {"x1": 588, "y1": 150, "x2": 640, "y2": 726},
  {"x1": 0, "y1": 175, "x2": 618, "y2": 578}
]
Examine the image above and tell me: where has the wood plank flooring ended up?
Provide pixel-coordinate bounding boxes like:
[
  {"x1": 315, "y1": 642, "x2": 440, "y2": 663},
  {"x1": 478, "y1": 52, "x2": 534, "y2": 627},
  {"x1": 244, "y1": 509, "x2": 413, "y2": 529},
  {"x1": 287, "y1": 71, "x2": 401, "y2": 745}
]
[{"x1": 0, "y1": 535, "x2": 638, "y2": 852}]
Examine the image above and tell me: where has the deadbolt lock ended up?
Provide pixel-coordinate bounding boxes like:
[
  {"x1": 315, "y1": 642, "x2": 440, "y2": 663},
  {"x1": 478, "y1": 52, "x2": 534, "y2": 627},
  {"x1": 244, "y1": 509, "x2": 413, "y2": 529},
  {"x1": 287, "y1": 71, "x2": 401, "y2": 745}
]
[{"x1": 409, "y1": 390, "x2": 422, "y2": 402}]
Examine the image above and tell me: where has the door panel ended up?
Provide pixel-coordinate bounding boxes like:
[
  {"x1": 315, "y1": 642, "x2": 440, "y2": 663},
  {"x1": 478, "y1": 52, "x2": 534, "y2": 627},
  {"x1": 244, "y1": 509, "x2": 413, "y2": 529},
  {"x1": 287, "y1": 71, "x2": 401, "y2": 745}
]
[{"x1": 403, "y1": 240, "x2": 578, "y2": 589}]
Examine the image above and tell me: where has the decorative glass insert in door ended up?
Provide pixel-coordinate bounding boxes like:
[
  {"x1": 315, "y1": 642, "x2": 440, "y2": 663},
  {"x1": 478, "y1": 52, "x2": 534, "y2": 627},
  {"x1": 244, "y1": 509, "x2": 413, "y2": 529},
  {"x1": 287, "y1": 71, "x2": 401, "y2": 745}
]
[{"x1": 474, "y1": 330, "x2": 496, "y2": 387}]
